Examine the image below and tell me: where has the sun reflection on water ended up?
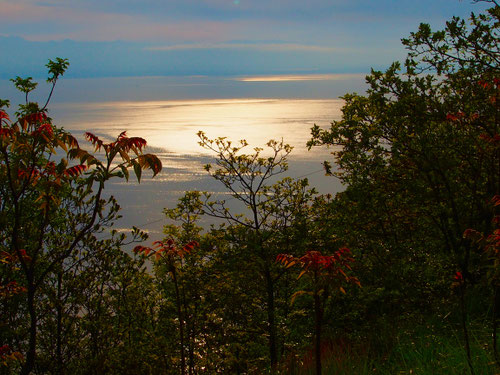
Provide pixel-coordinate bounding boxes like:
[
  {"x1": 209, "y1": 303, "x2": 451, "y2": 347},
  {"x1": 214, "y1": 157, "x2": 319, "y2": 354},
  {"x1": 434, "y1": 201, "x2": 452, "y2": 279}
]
[
  {"x1": 53, "y1": 98, "x2": 343, "y2": 159},
  {"x1": 51, "y1": 98, "x2": 345, "y2": 240}
]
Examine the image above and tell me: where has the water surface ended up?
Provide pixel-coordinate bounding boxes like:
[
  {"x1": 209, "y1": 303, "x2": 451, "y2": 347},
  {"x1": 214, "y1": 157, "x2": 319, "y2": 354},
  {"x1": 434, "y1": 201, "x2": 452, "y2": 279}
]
[{"x1": 49, "y1": 98, "x2": 346, "y2": 240}]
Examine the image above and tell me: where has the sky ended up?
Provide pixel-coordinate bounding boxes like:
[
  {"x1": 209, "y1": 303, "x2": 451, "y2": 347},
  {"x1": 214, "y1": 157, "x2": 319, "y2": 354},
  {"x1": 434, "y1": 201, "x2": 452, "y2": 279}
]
[
  {"x1": 0, "y1": 0, "x2": 493, "y2": 235},
  {"x1": 0, "y1": 0, "x2": 491, "y2": 80}
]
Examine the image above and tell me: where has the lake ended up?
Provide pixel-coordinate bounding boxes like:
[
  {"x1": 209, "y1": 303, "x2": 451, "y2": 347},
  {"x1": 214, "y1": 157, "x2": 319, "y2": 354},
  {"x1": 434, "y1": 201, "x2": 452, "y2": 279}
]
[
  {"x1": 2, "y1": 75, "x2": 365, "y2": 241},
  {"x1": 48, "y1": 98, "x2": 346, "y2": 241}
]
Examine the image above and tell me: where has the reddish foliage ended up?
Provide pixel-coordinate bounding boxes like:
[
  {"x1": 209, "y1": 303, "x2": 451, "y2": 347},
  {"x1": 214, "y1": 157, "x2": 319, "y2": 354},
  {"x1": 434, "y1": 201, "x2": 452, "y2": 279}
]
[
  {"x1": 85, "y1": 131, "x2": 148, "y2": 153},
  {"x1": 276, "y1": 253, "x2": 295, "y2": 264},
  {"x1": 61, "y1": 133, "x2": 79, "y2": 149},
  {"x1": 182, "y1": 241, "x2": 198, "y2": 253},
  {"x1": 84, "y1": 132, "x2": 104, "y2": 151},
  {"x1": 463, "y1": 196, "x2": 500, "y2": 275},
  {"x1": 125, "y1": 137, "x2": 147, "y2": 151},
  {"x1": 81, "y1": 131, "x2": 161, "y2": 179},
  {"x1": 454, "y1": 271, "x2": 464, "y2": 282},
  {"x1": 492, "y1": 195, "x2": 500, "y2": 207},
  {"x1": 23, "y1": 112, "x2": 47, "y2": 124},
  {"x1": 0, "y1": 128, "x2": 13, "y2": 139},
  {"x1": 0, "y1": 344, "x2": 23, "y2": 365},
  {"x1": 1, "y1": 249, "x2": 31, "y2": 264},
  {"x1": 0, "y1": 110, "x2": 9, "y2": 123},
  {"x1": 17, "y1": 168, "x2": 40, "y2": 182},
  {"x1": 451, "y1": 271, "x2": 465, "y2": 289},
  {"x1": 137, "y1": 154, "x2": 162, "y2": 176},
  {"x1": 477, "y1": 77, "x2": 500, "y2": 89},
  {"x1": 132, "y1": 245, "x2": 151, "y2": 255},
  {"x1": 0, "y1": 250, "x2": 29, "y2": 298},
  {"x1": 478, "y1": 80, "x2": 490, "y2": 89},
  {"x1": 277, "y1": 248, "x2": 360, "y2": 287},
  {"x1": 479, "y1": 133, "x2": 500, "y2": 144},
  {"x1": 43, "y1": 161, "x2": 56, "y2": 176},
  {"x1": 114, "y1": 132, "x2": 148, "y2": 152},
  {"x1": 63, "y1": 164, "x2": 87, "y2": 178},
  {"x1": 0, "y1": 281, "x2": 27, "y2": 298},
  {"x1": 463, "y1": 228, "x2": 482, "y2": 242},
  {"x1": 0, "y1": 346, "x2": 10, "y2": 356},
  {"x1": 33, "y1": 123, "x2": 53, "y2": 137},
  {"x1": 278, "y1": 248, "x2": 353, "y2": 272},
  {"x1": 134, "y1": 240, "x2": 199, "y2": 261},
  {"x1": 446, "y1": 112, "x2": 465, "y2": 121}
]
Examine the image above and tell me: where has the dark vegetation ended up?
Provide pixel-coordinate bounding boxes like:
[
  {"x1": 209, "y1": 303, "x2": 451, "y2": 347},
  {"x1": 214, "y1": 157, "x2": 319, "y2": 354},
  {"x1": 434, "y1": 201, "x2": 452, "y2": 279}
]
[{"x1": 1, "y1": 1, "x2": 500, "y2": 374}]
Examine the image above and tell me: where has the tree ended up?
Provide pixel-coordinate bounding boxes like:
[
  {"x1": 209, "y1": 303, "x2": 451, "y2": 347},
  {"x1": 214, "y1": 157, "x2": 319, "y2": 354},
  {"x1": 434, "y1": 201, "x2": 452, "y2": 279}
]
[
  {"x1": 308, "y1": 1, "x2": 499, "y2": 371},
  {"x1": 0, "y1": 59, "x2": 162, "y2": 374},
  {"x1": 156, "y1": 190, "x2": 281, "y2": 373},
  {"x1": 402, "y1": 0, "x2": 500, "y2": 75},
  {"x1": 0, "y1": 249, "x2": 26, "y2": 370},
  {"x1": 464, "y1": 193, "x2": 500, "y2": 369},
  {"x1": 277, "y1": 249, "x2": 359, "y2": 375},
  {"x1": 176, "y1": 132, "x2": 316, "y2": 371},
  {"x1": 134, "y1": 239, "x2": 198, "y2": 375}
]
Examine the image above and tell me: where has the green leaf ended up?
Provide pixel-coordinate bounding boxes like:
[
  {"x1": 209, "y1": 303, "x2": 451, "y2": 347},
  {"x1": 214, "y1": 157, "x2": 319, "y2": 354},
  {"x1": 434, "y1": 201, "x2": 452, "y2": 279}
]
[
  {"x1": 132, "y1": 159, "x2": 142, "y2": 183},
  {"x1": 120, "y1": 165, "x2": 130, "y2": 182}
]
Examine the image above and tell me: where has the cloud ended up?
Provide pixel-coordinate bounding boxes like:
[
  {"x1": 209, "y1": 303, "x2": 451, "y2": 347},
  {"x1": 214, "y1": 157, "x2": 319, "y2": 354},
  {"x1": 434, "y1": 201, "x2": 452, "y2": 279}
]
[
  {"x1": 0, "y1": 0, "x2": 484, "y2": 80},
  {"x1": 0, "y1": 1, "x2": 231, "y2": 42},
  {"x1": 233, "y1": 73, "x2": 365, "y2": 82},
  {"x1": 28, "y1": 22, "x2": 230, "y2": 43},
  {"x1": 147, "y1": 43, "x2": 339, "y2": 53},
  {"x1": 0, "y1": 0, "x2": 421, "y2": 45}
]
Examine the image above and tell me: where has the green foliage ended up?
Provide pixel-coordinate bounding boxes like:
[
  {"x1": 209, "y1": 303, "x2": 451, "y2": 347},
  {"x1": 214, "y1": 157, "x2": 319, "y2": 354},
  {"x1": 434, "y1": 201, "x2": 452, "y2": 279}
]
[
  {"x1": 46, "y1": 58, "x2": 69, "y2": 84},
  {"x1": 0, "y1": 59, "x2": 161, "y2": 374},
  {"x1": 402, "y1": 1, "x2": 500, "y2": 74},
  {"x1": 2, "y1": 2, "x2": 500, "y2": 374},
  {"x1": 307, "y1": 1, "x2": 500, "y2": 373},
  {"x1": 281, "y1": 321, "x2": 498, "y2": 375},
  {"x1": 9, "y1": 77, "x2": 37, "y2": 95}
]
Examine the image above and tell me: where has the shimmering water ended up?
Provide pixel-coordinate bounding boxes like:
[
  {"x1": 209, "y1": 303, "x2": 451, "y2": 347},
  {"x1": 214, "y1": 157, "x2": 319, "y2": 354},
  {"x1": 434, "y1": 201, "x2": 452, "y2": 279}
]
[
  {"x1": 51, "y1": 98, "x2": 342, "y2": 157},
  {"x1": 48, "y1": 98, "x2": 345, "y2": 240}
]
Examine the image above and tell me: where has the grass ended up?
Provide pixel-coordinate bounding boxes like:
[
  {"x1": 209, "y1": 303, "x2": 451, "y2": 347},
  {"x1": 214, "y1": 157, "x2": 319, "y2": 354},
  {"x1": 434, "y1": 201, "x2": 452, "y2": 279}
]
[{"x1": 279, "y1": 318, "x2": 499, "y2": 375}]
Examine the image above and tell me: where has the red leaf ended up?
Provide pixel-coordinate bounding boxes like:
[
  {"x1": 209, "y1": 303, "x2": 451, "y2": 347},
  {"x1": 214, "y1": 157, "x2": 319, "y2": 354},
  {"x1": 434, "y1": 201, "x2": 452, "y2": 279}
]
[
  {"x1": 0, "y1": 345, "x2": 11, "y2": 356},
  {"x1": 85, "y1": 132, "x2": 103, "y2": 150},
  {"x1": 0, "y1": 128, "x2": 13, "y2": 139},
  {"x1": 32, "y1": 123, "x2": 54, "y2": 140},
  {"x1": 24, "y1": 112, "x2": 47, "y2": 124},
  {"x1": 133, "y1": 245, "x2": 152, "y2": 255},
  {"x1": 182, "y1": 241, "x2": 198, "y2": 253},
  {"x1": 478, "y1": 80, "x2": 490, "y2": 89},
  {"x1": 0, "y1": 110, "x2": 10, "y2": 122},
  {"x1": 128, "y1": 137, "x2": 147, "y2": 150},
  {"x1": 38, "y1": 123, "x2": 53, "y2": 135},
  {"x1": 64, "y1": 164, "x2": 87, "y2": 177},
  {"x1": 492, "y1": 195, "x2": 500, "y2": 207}
]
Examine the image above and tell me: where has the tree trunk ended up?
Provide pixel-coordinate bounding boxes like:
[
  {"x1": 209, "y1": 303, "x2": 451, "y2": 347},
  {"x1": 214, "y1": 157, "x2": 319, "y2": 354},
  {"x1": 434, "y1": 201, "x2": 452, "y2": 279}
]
[
  {"x1": 188, "y1": 306, "x2": 196, "y2": 375},
  {"x1": 56, "y1": 271, "x2": 64, "y2": 375},
  {"x1": 21, "y1": 281, "x2": 37, "y2": 375},
  {"x1": 493, "y1": 285, "x2": 500, "y2": 368},
  {"x1": 171, "y1": 267, "x2": 186, "y2": 375},
  {"x1": 182, "y1": 281, "x2": 195, "y2": 375},
  {"x1": 265, "y1": 268, "x2": 278, "y2": 372},
  {"x1": 314, "y1": 272, "x2": 322, "y2": 375},
  {"x1": 459, "y1": 282, "x2": 475, "y2": 375}
]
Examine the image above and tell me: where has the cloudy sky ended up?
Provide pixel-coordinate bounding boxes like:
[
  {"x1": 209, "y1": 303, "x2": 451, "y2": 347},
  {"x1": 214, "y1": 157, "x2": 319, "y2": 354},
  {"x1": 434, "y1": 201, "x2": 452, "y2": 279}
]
[{"x1": 0, "y1": 0, "x2": 490, "y2": 79}]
